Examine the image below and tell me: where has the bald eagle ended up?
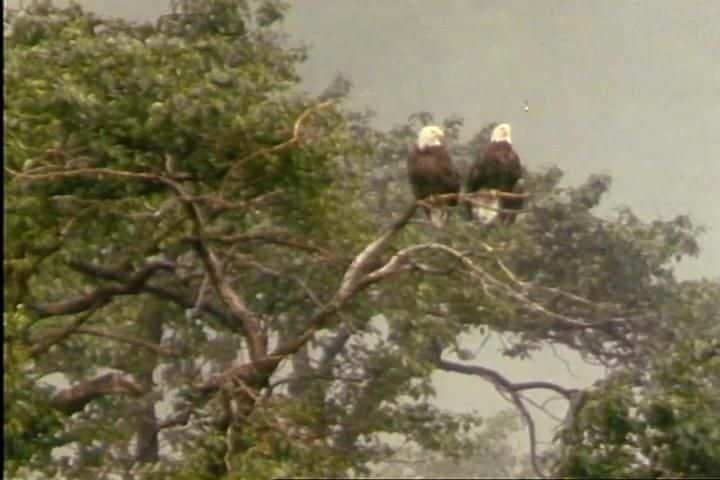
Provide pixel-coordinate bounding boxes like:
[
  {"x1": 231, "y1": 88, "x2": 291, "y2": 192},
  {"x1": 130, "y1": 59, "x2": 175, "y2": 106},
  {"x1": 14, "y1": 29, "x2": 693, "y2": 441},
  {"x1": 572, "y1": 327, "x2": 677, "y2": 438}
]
[
  {"x1": 407, "y1": 125, "x2": 460, "y2": 228},
  {"x1": 465, "y1": 123, "x2": 524, "y2": 225}
]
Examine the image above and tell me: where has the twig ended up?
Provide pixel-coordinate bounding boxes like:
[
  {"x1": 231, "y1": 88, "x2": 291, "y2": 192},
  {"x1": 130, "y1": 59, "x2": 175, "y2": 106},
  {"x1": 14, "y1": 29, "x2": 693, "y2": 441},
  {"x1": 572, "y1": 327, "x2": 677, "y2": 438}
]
[{"x1": 220, "y1": 100, "x2": 334, "y2": 193}]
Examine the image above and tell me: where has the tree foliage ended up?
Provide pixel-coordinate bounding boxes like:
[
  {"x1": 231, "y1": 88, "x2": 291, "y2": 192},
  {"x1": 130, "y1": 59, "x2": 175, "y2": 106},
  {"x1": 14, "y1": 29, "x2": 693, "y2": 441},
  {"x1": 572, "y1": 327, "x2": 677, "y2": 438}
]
[
  {"x1": 554, "y1": 282, "x2": 720, "y2": 477},
  {"x1": 4, "y1": 2, "x2": 718, "y2": 479}
]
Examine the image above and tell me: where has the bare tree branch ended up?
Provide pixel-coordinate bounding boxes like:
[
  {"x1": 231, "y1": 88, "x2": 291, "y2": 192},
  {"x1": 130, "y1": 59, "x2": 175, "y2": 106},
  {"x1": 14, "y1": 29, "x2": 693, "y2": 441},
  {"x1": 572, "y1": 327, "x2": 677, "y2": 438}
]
[
  {"x1": 196, "y1": 229, "x2": 345, "y2": 265},
  {"x1": 158, "y1": 175, "x2": 268, "y2": 362},
  {"x1": 270, "y1": 203, "x2": 418, "y2": 359},
  {"x1": 435, "y1": 355, "x2": 568, "y2": 478}
]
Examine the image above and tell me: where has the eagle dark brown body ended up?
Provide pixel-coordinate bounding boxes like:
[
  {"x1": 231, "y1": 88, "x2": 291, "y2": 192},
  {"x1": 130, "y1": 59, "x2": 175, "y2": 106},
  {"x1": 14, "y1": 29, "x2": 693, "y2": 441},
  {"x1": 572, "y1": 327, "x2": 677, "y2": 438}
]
[
  {"x1": 407, "y1": 144, "x2": 461, "y2": 208},
  {"x1": 466, "y1": 125, "x2": 524, "y2": 225},
  {"x1": 406, "y1": 125, "x2": 461, "y2": 228}
]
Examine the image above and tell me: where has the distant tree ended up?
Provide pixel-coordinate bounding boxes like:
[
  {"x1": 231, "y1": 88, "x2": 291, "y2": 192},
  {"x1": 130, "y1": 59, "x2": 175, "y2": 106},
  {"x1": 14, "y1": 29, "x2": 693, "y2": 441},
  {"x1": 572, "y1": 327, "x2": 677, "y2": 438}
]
[
  {"x1": 4, "y1": 2, "x2": 717, "y2": 479},
  {"x1": 374, "y1": 410, "x2": 534, "y2": 477}
]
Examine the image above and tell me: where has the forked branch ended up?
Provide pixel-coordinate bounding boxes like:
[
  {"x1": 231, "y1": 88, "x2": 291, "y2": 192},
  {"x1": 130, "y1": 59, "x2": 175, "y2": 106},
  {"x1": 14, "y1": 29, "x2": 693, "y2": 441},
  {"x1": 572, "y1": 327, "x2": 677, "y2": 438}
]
[{"x1": 435, "y1": 356, "x2": 570, "y2": 478}]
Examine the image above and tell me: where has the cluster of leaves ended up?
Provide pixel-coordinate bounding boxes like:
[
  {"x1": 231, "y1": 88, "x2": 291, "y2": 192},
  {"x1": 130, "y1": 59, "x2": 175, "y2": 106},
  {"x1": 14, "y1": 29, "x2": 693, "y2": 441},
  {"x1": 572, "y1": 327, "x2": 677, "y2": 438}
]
[
  {"x1": 3, "y1": 310, "x2": 65, "y2": 473},
  {"x1": 555, "y1": 334, "x2": 720, "y2": 477}
]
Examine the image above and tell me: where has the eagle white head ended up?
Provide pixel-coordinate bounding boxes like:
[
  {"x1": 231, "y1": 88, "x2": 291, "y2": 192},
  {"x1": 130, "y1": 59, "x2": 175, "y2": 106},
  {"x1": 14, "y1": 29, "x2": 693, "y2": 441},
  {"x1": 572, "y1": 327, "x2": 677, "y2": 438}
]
[
  {"x1": 417, "y1": 125, "x2": 445, "y2": 148},
  {"x1": 490, "y1": 123, "x2": 512, "y2": 143}
]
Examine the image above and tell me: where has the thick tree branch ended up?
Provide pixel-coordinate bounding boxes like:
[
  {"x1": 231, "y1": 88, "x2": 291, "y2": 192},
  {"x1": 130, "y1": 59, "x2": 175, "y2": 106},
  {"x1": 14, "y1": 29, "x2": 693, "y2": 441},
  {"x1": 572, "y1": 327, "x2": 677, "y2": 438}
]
[
  {"x1": 270, "y1": 203, "x2": 418, "y2": 359},
  {"x1": 30, "y1": 260, "x2": 174, "y2": 317},
  {"x1": 50, "y1": 372, "x2": 145, "y2": 415},
  {"x1": 198, "y1": 204, "x2": 419, "y2": 392},
  {"x1": 68, "y1": 260, "x2": 235, "y2": 329},
  {"x1": 8, "y1": 164, "x2": 268, "y2": 359},
  {"x1": 168, "y1": 177, "x2": 268, "y2": 362}
]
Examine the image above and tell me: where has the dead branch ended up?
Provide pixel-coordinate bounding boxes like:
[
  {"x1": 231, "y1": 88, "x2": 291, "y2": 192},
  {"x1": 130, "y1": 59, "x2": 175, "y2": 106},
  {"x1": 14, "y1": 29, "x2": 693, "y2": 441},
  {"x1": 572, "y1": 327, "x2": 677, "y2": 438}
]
[
  {"x1": 5, "y1": 165, "x2": 165, "y2": 183},
  {"x1": 270, "y1": 203, "x2": 418, "y2": 359},
  {"x1": 434, "y1": 190, "x2": 530, "y2": 202},
  {"x1": 166, "y1": 177, "x2": 268, "y2": 362},
  {"x1": 197, "y1": 204, "x2": 419, "y2": 392},
  {"x1": 198, "y1": 189, "x2": 285, "y2": 212},
  {"x1": 403, "y1": 243, "x2": 611, "y2": 332},
  {"x1": 191, "y1": 229, "x2": 344, "y2": 265},
  {"x1": 415, "y1": 191, "x2": 531, "y2": 215}
]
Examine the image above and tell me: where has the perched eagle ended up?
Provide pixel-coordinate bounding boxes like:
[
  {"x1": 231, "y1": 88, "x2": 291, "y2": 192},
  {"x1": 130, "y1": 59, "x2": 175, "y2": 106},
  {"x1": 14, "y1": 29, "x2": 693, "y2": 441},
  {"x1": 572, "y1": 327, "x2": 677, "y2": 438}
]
[
  {"x1": 407, "y1": 125, "x2": 460, "y2": 228},
  {"x1": 465, "y1": 123, "x2": 524, "y2": 225}
]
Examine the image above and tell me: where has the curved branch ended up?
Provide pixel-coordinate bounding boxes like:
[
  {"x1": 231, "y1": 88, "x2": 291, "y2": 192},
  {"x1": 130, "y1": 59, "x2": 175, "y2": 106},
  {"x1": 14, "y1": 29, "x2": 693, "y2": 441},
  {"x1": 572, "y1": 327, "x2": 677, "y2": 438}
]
[
  {"x1": 435, "y1": 357, "x2": 573, "y2": 400},
  {"x1": 30, "y1": 260, "x2": 174, "y2": 317},
  {"x1": 198, "y1": 204, "x2": 419, "y2": 392},
  {"x1": 68, "y1": 259, "x2": 235, "y2": 329},
  {"x1": 435, "y1": 356, "x2": 575, "y2": 478},
  {"x1": 220, "y1": 100, "x2": 335, "y2": 193},
  {"x1": 270, "y1": 203, "x2": 418, "y2": 359},
  {"x1": 72, "y1": 326, "x2": 177, "y2": 356}
]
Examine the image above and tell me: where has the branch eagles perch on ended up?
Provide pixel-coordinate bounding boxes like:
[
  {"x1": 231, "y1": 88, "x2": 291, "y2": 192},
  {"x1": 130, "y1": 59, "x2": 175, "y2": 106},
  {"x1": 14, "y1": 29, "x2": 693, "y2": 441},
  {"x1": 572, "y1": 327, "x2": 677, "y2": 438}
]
[
  {"x1": 465, "y1": 123, "x2": 525, "y2": 225},
  {"x1": 407, "y1": 125, "x2": 461, "y2": 228}
]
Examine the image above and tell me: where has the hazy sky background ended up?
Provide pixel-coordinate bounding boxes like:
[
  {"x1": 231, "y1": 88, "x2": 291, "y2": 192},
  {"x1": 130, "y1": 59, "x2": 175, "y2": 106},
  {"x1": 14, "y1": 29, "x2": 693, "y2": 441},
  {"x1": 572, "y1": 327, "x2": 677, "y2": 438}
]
[{"x1": 7, "y1": 0, "x2": 720, "y2": 464}]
